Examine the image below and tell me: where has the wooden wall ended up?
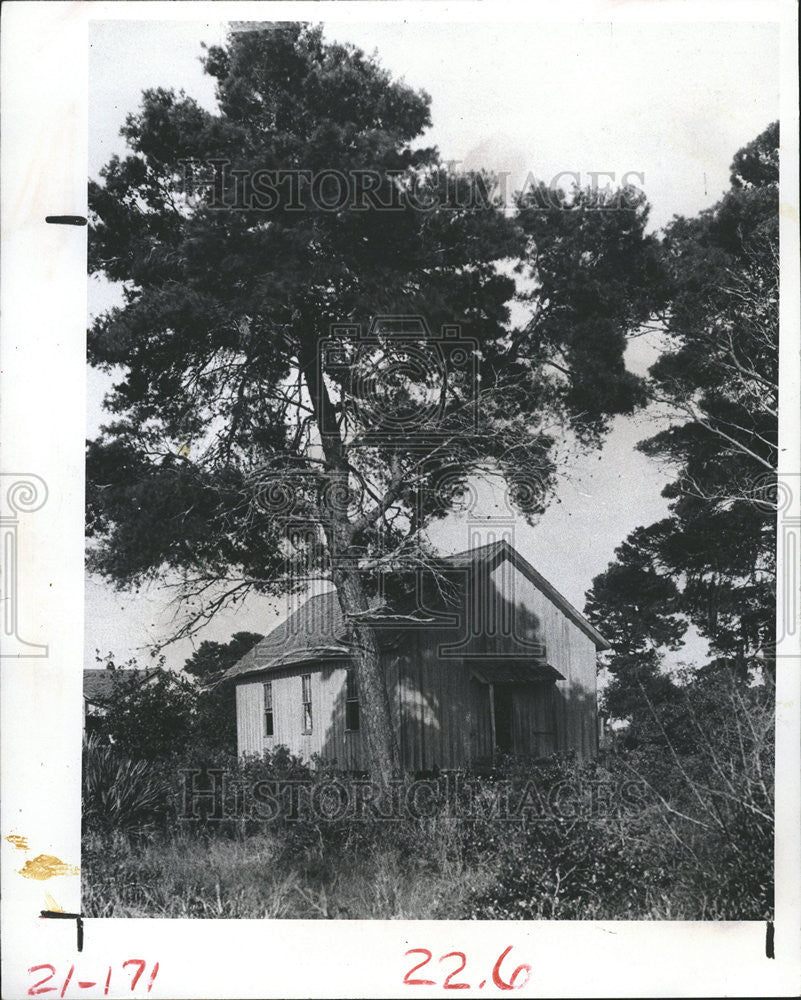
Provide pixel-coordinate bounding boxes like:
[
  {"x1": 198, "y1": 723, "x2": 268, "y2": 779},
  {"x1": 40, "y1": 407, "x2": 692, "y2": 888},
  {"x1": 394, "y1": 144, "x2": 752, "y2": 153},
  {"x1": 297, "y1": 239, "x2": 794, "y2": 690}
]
[
  {"x1": 464, "y1": 679, "x2": 557, "y2": 762},
  {"x1": 393, "y1": 627, "x2": 472, "y2": 772},
  {"x1": 236, "y1": 659, "x2": 365, "y2": 769},
  {"x1": 486, "y1": 559, "x2": 598, "y2": 759},
  {"x1": 235, "y1": 555, "x2": 599, "y2": 768}
]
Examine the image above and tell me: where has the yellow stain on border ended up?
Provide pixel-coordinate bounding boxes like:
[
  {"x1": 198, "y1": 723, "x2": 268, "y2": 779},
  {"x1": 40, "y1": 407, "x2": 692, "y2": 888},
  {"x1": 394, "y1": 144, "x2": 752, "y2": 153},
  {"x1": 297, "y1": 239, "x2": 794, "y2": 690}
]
[
  {"x1": 17, "y1": 854, "x2": 79, "y2": 880},
  {"x1": 44, "y1": 892, "x2": 65, "y2": 913},
  {"x1": 5, "y1": 833, "x2": 29, "y2": 850}
]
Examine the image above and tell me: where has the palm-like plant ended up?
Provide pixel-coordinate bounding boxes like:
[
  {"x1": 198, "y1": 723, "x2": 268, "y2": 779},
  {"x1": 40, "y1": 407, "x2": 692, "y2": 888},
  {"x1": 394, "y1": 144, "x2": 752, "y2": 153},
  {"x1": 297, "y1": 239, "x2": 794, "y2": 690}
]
[{"x1": 83, "y1": 733, "x2": 168, "y2": 835}]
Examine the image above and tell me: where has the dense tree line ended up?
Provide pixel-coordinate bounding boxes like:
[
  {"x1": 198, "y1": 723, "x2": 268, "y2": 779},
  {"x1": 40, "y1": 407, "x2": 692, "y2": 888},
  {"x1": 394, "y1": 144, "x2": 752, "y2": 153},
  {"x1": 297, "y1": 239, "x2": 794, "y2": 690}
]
[{"x1": 585, "y1": 121, "x2": 778, "y2": 744}]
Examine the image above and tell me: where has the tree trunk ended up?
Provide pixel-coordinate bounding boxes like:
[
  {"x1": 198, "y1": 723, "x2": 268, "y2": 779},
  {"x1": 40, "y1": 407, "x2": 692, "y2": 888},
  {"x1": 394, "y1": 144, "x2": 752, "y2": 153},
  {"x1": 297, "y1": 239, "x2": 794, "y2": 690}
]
[
  {"x1": 333, "y1": 568, "x2": 401, "y2": 785},
  {"x1": 299, "y1": 335, "x2": 401, "y2": 783}
]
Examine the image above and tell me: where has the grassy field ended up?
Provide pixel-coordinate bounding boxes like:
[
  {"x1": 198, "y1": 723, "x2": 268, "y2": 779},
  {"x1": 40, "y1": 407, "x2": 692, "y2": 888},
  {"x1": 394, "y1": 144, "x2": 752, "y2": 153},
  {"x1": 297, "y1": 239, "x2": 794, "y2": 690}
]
[
  {"x1": 83, "y1": 821, "x2": 493, "y2": 919},
  {"x1": 82, "y1": 743, "x2": 773, "y2": 921}
]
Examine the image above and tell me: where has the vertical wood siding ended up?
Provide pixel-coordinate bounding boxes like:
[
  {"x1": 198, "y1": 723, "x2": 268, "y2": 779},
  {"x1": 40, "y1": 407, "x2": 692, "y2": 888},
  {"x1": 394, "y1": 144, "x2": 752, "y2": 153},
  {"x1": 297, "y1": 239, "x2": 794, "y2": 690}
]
[
  {"x1": 235, "y1": 680, "x2": 263, "y2": 757},
  {"x1": 236, "y1": 660, "x2": 364, "y2": 768},
  {"x1": 235, "y1": 555, "x2": 600, "y2": 767},
  {"x1": 486, "y1": 561, "x2": 598, "y2": 759}
]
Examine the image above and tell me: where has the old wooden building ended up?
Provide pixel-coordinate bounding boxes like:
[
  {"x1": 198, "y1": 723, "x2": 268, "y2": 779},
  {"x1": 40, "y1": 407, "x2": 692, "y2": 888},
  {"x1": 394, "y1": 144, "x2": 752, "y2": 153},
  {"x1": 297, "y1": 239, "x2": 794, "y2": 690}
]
[{"x1": 225, "y1": 540, "x2": 609, "y2": 770}]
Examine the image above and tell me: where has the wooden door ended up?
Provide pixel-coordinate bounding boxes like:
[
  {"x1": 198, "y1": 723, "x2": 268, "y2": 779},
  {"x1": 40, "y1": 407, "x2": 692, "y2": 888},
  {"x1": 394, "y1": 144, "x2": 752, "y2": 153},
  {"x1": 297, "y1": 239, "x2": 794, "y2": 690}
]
[{"x1": 493, "y1": 686, "x2": 514, "y2": 753}]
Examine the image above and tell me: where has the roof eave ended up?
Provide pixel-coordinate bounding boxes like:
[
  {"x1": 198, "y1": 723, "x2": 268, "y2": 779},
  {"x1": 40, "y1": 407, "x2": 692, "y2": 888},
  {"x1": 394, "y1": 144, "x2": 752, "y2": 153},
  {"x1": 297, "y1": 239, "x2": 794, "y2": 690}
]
[{"x1": 232, "y1": 646, "x2": 351, "y2": 681}]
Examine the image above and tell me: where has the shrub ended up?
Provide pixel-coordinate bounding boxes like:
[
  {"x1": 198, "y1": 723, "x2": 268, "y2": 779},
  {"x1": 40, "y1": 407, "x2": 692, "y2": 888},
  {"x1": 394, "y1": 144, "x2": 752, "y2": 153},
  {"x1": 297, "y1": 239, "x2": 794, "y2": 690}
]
[
  {"x1": 606, "y1": 669, "x2": 774, "y2": 918},
  {"x1": 82, "y1": 672, "x2": 773, "y2": 921},
  {"x1": 82, "y1": 734, "x2": 169, "y2": 836},
  {"x1": 93, "y1": 665, "x2": 197, "y2": 760}
]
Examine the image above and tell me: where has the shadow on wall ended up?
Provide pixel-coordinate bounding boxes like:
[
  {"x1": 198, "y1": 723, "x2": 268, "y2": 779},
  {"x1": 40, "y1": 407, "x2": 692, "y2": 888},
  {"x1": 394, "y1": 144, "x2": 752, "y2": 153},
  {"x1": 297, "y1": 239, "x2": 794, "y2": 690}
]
[{"x1": 310, "y1": 566, "x2": 598, "y2": 773}]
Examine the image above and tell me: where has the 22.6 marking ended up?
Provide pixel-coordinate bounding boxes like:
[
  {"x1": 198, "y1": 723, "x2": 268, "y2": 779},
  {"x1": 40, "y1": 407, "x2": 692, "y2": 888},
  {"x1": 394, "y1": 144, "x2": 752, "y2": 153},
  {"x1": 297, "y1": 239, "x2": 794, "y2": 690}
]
[{"x1": 404, "y1": 946, "x2": 531, "y2": 991}]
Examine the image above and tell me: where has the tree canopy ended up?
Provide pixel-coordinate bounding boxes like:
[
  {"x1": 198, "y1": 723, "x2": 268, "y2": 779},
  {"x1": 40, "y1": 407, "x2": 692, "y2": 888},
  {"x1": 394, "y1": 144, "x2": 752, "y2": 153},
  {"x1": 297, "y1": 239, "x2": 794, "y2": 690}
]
[
  {"x1": 88, "y1": 24, "x2": 670, "y2": 778},
  {"x1": 586, "y1": 121, "x2": 779, "y2": 734}
]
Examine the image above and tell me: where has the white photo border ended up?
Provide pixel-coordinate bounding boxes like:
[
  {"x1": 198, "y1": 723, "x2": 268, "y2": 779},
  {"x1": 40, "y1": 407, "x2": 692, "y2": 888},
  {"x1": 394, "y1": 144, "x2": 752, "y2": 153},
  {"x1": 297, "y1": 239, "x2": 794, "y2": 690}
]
[{"x1": 1, "y1": 2, "x2": 799, "y2": 997}]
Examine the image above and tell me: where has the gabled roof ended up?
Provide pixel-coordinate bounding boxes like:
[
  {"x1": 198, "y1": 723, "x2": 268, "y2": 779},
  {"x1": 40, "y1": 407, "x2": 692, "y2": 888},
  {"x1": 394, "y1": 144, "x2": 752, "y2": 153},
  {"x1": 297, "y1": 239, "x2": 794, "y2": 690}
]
[
  {"x1": 224, "y1": 540, "x2": 609, "y2": 682},
  {"x1": 451, "y1": 539, "x2": 610, "y2": 651},
  {"x1": 223, "y1": 592, "x2": 349, "y2": 682}
]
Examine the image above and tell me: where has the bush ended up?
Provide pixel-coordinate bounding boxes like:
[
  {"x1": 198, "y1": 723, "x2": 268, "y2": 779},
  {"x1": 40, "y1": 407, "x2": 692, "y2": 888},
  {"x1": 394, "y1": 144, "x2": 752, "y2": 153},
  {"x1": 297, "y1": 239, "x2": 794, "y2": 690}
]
[
  {"x1": 82, "y1": 672, "x2": 773, "y2": 921},
  {"x1": 605, "y1": 669, "x2": 774, "y2": 918},
  {"x1": 83, "y1": 734, "x2": 170, "y2": 836},
  {"x1": 93, "y1": 665, "x2": 197, "y2": 760}
]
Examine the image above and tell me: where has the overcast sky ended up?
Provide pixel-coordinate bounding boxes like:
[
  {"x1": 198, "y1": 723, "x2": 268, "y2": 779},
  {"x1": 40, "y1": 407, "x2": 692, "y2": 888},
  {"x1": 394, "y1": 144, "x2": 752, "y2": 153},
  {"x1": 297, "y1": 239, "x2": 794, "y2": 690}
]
[{"x1": 85, "y1": 16, "x2": 781, "y2": 670}]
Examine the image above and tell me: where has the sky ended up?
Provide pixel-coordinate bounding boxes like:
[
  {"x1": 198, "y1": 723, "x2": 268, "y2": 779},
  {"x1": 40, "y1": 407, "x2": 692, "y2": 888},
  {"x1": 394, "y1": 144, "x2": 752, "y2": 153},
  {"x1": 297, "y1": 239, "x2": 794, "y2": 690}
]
[{"x1": 85, "y1": 16, "x2": 781, "y2": 670}]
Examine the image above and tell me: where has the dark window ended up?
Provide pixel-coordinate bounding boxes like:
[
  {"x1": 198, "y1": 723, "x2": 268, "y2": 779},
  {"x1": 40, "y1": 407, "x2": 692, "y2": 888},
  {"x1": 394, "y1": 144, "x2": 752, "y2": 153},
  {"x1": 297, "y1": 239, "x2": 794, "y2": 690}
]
[
  {"x1": 302, "y1": 674, "x2": 312, "y2": 734},
  {"x1": 345, "y1": 668, "x2": 360, "y2": 732},
  {"x1": 263, "y1": 681, "x2": 273, "y2": 737}
]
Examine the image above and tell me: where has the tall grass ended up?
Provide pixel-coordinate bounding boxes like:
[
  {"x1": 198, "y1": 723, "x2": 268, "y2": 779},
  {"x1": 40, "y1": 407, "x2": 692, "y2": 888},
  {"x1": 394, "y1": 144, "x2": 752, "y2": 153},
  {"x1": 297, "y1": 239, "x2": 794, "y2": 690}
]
[
  {"x1": 82, "y1": 820, "x2": 492, "y2": 919},
  {"x1": 82, "y1": 679, "x2": 773, "y2": 921}
]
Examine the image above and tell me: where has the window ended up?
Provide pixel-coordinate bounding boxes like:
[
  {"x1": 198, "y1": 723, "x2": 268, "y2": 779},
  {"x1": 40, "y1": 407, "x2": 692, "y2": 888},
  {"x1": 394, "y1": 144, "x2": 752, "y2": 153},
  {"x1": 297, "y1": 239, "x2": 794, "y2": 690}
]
[
  {"x1": 301, "y1": 674, "x2": 312, "y2": 734},
  {"x1": 345, "y1": 668, "x2": 360, "y2": 732},
  {"x1": 263, "y1": 681, "x2": 274, "y2": 737}
]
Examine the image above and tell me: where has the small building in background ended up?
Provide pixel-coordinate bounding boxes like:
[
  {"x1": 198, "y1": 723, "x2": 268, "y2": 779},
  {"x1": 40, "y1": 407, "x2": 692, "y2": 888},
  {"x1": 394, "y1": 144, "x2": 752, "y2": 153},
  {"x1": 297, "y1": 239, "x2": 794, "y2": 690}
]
[{"x1": 82, "y1": 667, "x2": 158, "y2": 735}]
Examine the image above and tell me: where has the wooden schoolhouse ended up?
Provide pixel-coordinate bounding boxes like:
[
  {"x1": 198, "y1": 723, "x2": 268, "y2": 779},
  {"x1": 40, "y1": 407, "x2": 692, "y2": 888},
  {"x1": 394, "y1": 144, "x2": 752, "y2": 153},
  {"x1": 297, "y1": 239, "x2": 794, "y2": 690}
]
[{"x1": 224, "y1": 539, "x2": 609, "y2": 771}]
